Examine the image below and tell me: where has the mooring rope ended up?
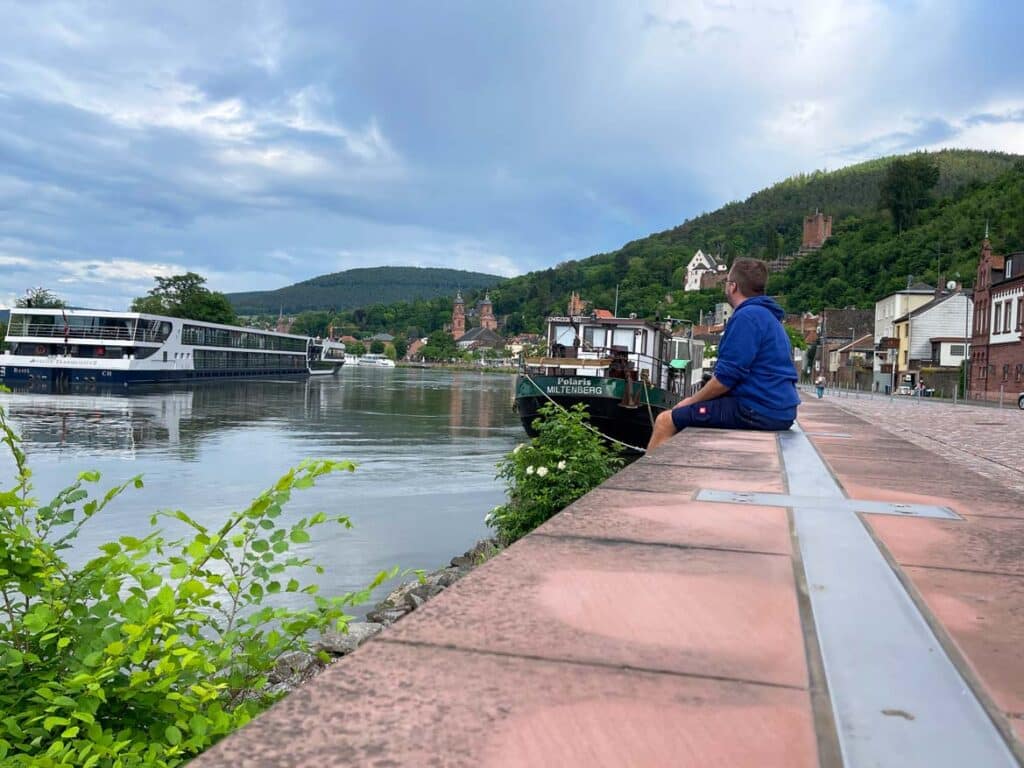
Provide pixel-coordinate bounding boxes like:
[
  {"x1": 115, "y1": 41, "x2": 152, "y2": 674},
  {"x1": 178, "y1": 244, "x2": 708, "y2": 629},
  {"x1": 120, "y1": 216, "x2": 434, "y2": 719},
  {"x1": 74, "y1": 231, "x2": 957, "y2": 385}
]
[{"x1": 519, "y1": 369, "x2": 649, "y2": 453}]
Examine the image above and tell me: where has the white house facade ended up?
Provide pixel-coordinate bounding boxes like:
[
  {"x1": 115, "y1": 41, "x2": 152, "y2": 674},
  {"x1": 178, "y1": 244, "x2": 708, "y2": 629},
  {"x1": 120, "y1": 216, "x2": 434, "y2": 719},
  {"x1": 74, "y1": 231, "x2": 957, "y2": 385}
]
[
  {"x1": 684, "y1": 250, "x2": 722, "y2": 292},
  {"x1": 871, "y1": 283, "x2": 936, "y2": 390}
]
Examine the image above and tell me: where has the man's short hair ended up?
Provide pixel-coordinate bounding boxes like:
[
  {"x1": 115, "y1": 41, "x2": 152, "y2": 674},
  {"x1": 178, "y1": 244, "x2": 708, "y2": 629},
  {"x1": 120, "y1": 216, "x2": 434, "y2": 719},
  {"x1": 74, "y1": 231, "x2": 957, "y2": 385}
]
[{"x1": 729, "y1": 257, "x2": 768, "y2": 296}]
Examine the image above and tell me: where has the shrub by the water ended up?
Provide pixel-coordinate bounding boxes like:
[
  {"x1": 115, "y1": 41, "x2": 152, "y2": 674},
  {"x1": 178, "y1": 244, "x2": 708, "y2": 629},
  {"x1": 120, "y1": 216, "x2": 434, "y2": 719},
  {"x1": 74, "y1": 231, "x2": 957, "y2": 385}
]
[
  {"x1": 0, "y1": 392, "x2": 389, "y2": 766},
  {"x1": 488, "y1": 403, "x2": 623, "y2": 543}
]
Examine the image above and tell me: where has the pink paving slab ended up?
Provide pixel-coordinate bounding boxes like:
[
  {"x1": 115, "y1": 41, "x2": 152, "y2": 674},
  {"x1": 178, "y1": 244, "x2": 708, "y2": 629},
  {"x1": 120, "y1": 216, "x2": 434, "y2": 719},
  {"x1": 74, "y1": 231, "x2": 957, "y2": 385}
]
[
  {"x1": 902, "y1": 565, "x2": 1024, "y2": 719},
  {"x1": 604, "y1": 464, "x2": 787, "y2": 494},
  {"x1": 868, "y1": 514, "x2": 1024, "y2": 576},
  {"x1": 382, "y1": 534, "x2": 809, "y2": 689},
  {"x1": 539, "y1": 489, "x2": 793, "y2": 555},
  {"x1": 191, "y1": 641, "x2": 819, "y2": 768}
]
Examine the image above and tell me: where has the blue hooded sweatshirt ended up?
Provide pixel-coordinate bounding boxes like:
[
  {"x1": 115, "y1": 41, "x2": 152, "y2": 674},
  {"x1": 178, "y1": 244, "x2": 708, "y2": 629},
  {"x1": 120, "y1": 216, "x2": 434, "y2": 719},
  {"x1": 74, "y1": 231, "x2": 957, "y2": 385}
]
[{"x1": 714, "y1": 296, "x2": 800, "y2": 421}]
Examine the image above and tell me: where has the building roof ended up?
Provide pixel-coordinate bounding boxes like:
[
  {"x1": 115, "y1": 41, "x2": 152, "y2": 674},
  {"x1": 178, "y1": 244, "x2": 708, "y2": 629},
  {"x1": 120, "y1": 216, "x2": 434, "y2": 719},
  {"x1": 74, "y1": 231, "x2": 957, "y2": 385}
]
[
  {"x1": 836, "y1": 334, "x2": 874, "y2": 353},
  {"x1": 892, "y1": 290, "x2": 967, "y2": 323},
  {"x1": 370, "y1": 332, "x2": 394, "y2": 342},
  {"x1": 904, "y1": 282, "x2": 936, "y2": 293},
  {"x1": 456, "y1": 327, "x2": 504, "y2": 347}
]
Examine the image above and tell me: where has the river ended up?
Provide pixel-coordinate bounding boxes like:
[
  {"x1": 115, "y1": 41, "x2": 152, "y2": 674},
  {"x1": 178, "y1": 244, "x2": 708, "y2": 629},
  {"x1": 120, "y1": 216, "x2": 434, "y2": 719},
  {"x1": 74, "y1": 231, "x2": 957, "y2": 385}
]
[{"x1": 0, "y1": 367, "x2": 521, "y2": 615}]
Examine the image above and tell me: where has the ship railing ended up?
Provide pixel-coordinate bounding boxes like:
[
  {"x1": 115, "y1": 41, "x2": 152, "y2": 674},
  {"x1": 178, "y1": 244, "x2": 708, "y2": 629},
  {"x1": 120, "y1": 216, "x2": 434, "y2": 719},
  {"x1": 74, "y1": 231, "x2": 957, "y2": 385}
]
[{"x1": 12, "y1": 324, "x2": 166, "y2": 343}]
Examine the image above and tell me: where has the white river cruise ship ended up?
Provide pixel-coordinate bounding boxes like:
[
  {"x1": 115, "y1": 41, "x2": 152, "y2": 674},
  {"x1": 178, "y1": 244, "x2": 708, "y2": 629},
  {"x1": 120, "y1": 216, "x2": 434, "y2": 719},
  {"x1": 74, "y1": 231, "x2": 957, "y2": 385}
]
[{"x1": 0, "y1": 308, "x2": 336, "y2": 388}]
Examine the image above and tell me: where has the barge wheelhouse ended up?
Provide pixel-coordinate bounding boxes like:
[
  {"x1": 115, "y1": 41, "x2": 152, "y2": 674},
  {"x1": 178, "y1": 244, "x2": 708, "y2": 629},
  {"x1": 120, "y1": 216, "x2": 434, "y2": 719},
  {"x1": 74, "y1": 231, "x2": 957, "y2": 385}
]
[
  {"x1": 0, "y1": 309, "x2": 313, "y2": 388},
  {"x1": 514, "y1": 314, "x2": 702, "y2": 451}
]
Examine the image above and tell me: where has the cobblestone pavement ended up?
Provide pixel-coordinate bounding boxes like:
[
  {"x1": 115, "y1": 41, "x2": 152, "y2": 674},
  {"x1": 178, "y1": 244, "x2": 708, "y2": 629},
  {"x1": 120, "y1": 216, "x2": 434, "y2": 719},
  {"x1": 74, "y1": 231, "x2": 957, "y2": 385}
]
[{"x1": 801, "y1": 387, "x2": 1024, "y2": 494}]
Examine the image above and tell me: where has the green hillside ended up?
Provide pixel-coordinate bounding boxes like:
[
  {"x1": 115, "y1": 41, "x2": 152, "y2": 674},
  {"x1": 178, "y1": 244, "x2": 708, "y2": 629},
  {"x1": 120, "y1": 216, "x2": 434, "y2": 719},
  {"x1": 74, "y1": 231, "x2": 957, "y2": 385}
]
[
  {"x1": 771, "y1": 160, "x2": 1024, "y2": 310},
  {"x1": 482, "y1": 149, "x2": 1020, "y2": 330},
  {"x1": 310, "y1": 149, "x2": 1021, "y2": 339},
  {"x1": 226, "y1": 266, "x2": 505, "y2": 315}
]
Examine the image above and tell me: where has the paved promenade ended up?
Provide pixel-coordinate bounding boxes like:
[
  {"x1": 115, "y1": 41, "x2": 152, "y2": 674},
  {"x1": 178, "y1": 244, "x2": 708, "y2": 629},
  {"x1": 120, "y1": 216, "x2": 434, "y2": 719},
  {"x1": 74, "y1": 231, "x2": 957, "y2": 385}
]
[{"x1": 193, "y1": 398, "x2": 1024, "y2": 767}]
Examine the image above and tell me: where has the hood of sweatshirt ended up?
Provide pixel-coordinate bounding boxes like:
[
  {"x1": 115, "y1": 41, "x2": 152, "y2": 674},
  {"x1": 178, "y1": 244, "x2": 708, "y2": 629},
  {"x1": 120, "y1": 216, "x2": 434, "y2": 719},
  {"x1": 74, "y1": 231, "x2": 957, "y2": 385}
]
[{"x1": 734, "y1": 295, "x2": 785, "y2": 320}]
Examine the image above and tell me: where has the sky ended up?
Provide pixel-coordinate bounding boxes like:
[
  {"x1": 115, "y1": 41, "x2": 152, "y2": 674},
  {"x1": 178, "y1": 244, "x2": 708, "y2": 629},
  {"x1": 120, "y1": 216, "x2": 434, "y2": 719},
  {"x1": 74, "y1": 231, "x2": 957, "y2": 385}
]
[{"x1": 1, "y1": 0, "x2": 1023, "y2": 310}]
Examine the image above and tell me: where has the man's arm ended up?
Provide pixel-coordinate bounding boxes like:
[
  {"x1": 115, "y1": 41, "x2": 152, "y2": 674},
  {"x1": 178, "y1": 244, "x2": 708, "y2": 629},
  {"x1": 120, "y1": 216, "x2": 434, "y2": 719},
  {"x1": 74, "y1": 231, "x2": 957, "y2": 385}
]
[{"x1": 673, "y1": 375, "x2": 731, "y2": 409}]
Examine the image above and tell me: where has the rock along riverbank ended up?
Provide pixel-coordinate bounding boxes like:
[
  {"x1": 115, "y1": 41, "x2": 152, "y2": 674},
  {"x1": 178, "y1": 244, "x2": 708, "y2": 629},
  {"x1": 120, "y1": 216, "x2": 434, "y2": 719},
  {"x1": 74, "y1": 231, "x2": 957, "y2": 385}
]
[{"x1": 266, "y1": 538, "x2": 502, "y2": 695}]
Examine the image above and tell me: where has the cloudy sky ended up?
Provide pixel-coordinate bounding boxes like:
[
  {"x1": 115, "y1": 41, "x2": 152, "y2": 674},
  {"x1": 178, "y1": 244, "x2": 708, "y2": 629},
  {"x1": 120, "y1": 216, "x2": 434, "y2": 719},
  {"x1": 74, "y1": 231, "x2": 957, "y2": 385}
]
[{"x1": 1, "y1": 0, "x2": 1023, "y2": 310}]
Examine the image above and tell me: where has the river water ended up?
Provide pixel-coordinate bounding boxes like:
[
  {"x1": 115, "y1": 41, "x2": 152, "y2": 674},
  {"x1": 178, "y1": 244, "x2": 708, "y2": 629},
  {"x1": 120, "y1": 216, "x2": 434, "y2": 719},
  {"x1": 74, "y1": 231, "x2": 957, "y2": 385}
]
[{"x1": 0, "y1": 367, "x2": 521, "y2": 615}]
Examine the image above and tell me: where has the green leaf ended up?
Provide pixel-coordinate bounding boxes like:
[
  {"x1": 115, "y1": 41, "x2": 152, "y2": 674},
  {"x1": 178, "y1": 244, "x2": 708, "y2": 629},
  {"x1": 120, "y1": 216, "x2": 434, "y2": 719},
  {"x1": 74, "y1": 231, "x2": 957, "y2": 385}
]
[
  {"x1": 43, "y1": 716, "x2": 69, "y2": 731},
  {"x1": 165, "y1": 725, "x2": 182, "y2": 745},
  {"x1": 170, "y1": 562, "x2": 188, "y2": 579},
  {"x1": 289, "y1": 529, "x2": 311, "y2": 544}
]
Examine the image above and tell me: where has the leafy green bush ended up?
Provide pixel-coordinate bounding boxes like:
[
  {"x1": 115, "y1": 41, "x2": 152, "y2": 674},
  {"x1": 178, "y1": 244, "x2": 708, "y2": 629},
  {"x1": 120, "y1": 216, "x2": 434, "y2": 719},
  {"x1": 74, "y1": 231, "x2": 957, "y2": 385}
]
[
  {"x1": 488, "y1": 403, "x2": 623, "y2": 543},
  {"x1": 0, "y1": 393, "x2": 389, "y2": 766}
]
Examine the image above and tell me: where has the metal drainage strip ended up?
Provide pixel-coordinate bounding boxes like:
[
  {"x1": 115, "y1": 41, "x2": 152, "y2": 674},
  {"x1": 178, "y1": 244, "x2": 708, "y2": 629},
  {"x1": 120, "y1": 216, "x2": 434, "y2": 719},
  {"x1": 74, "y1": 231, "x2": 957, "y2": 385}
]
[{"x1": 697, "y1": 425, "x2": 1016, "y2": 768}]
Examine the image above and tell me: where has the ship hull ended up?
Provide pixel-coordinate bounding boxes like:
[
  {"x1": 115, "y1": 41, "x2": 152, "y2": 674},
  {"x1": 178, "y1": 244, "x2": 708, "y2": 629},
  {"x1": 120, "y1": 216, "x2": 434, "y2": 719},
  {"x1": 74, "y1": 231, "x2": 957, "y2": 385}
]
[{"x1": 514, "y1": 374, "x2": 674, "y2": 452}]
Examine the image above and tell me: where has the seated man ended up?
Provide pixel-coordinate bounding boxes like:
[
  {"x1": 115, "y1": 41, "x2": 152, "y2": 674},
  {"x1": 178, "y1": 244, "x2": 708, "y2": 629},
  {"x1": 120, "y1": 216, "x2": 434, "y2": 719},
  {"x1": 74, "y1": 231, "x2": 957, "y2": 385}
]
[{"x1": 647, "y1": 257, "x2": 799, "y2": 452}]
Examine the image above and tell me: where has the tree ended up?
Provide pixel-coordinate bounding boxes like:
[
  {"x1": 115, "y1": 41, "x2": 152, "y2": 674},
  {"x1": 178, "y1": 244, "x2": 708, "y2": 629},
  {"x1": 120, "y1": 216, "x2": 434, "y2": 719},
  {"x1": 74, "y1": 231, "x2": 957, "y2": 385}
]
[
  {"x1": 878, "y1": 155, "x2": 940, "y2": 234},
  {"x1": 369, "y1": 340, "x2": 385, "y2": 355},
  {"x1": 0, "y1": 320, "x2": 6, "y2": 345},
  {"x1": 290, "y1": 311, "x2": 331, "y2": 337},
  {"x1": 421, "y1": 329, "x2": 459, "y2": 361},
  {"x1": 393, "y1": 337, "x2": 409, "y2": 359},
  {"x1": 131, "y1": 272, "x2": 238, "y2": 325},
  {"x1": 348, "y1": 341, "x2": 366, "y2": 356},
  {"x1": 785, "y1": 325, "x2": 808, "y2": 350},
  {"x1": 16, "y1": 287, "x2": 66, "y2": 308}
]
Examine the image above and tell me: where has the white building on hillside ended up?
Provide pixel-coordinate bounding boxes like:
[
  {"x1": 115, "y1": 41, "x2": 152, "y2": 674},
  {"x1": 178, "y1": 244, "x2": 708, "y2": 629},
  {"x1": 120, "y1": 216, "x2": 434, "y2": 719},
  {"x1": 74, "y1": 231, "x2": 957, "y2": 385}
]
[{"x1": 684, "y1": 250, "x2": 724, "y2": 292}]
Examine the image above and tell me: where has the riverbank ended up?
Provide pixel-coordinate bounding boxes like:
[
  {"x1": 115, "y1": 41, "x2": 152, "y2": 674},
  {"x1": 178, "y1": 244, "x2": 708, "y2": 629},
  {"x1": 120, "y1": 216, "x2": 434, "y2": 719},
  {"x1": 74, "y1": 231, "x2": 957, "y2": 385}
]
[
  {"x1": 397, "y1": 361, "x2": 516, "y2": 375},
  {"x1": 266, "y1": 538, "x2": 503, "y2": 696}
]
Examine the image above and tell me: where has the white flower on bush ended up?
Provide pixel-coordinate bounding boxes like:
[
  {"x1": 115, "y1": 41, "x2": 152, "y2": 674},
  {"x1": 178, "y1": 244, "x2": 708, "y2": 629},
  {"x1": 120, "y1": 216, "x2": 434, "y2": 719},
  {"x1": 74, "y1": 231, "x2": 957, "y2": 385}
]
[
  {"x1": 557, "y1": 460, "x2": 566, "y2": 470},
  {"x1": 526, "y1": 465, "x2": 535, "y2": 475},
  {"x1": 536, "y1": 466, "x2": 549, "y2": 477},
  {"x1": 513, "y1": 444, "x2": 524, "y2": 454}
]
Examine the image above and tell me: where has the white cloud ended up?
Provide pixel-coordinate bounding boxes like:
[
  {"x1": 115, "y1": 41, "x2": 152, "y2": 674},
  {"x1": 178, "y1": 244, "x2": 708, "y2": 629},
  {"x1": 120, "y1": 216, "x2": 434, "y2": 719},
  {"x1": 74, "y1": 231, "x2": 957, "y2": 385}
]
[
  {"x1": 53, "y1": 258, "x2": 189, "y2": 284},
  {"x1": 0, "y1": 254, "x2": 33, "y2": 267}
]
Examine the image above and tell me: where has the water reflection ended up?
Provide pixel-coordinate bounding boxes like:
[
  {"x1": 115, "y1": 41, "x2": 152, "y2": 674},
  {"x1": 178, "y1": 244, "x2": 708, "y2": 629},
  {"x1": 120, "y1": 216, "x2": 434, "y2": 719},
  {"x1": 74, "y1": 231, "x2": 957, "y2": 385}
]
[{"x1": 0, "y1": 368, "x2": 521, "y2": 613}]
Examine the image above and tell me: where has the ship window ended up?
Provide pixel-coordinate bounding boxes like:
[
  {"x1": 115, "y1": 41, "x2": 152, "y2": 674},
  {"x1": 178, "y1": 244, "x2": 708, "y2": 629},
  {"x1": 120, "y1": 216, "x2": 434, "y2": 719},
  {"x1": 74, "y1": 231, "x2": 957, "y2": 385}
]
[
  {"x1": 553, "y1": 325, "x2": 576, "y2": 347},
  {"x1": 582, "y1": 327, "x2": 605, "y2": 351},
  {"x1": 612, "y1": 329, "x2": 634, "y2": 350},
  {"x1": 163, "y1": 351, "x2": 167, "y2": 362}
]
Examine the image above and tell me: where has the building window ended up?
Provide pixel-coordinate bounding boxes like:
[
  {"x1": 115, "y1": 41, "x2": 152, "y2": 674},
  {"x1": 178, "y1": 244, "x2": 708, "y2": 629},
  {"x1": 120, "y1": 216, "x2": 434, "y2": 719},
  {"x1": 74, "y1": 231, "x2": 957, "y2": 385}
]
[
  {"x1": 1004, "y1": 302, "x2": 1013, "y2": 334},
  {"x1": 1003, "y1": 364, "x2": 1010, "y2": 381},
  {"x1": 949, "y1": 344, "x2": 965, "y2": 357}
]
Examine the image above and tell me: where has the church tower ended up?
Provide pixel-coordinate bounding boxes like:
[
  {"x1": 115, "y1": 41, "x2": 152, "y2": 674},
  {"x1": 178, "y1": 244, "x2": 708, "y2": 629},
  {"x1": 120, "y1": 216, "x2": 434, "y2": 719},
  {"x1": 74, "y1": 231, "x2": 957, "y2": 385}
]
[
  {"x1": 452, "y1": 290, "x2": 465, "y2": 340},
  {"x1": 479, "y1": 292, "x2": 497, "y2": 331}
]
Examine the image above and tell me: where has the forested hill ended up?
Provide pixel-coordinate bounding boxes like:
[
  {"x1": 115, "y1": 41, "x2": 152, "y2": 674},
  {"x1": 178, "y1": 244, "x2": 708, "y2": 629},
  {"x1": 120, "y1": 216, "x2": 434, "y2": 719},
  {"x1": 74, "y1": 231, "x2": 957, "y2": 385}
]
[
  {"x1": 227, "y1": 267, "x2": 505, "y2": 315},
  {"x1": 484, "y1": 149, "x2": 1021, "y2": 329},
  {"x1": 263, "y1": 149, "x2": 1023, "y2": 339}
]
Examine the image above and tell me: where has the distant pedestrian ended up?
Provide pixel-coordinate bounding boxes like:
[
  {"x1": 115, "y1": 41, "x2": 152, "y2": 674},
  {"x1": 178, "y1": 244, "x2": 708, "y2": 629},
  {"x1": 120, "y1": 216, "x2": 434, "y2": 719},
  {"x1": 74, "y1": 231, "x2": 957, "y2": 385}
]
[
  {"x1": 815, "y1": 375, "x2": 826, "y2": 399},
  {"x1": 917, "y1": 379, "x2": 926, "y2": 398}
]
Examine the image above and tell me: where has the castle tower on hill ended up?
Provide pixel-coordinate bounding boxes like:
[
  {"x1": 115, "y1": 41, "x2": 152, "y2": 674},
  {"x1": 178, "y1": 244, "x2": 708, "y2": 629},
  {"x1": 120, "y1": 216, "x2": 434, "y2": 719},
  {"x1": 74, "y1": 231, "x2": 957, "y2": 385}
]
[
  {"x1": 452, "y1": 291, "x2": 465, "y2": 340},
  {"x1": 478, "y1": 292, "x2": 497, "y2": 332},
  {"x1": 568, "y1": 291, "x2": 586, "y2": 316},
  {"x1": 802, "y1": 210, "x2": 833, "y2": 249}
]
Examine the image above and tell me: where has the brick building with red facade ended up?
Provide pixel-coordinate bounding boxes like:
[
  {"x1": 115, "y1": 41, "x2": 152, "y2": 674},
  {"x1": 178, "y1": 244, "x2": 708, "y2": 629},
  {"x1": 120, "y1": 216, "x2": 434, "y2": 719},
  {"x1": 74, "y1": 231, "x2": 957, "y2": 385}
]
[{"x1": 970, "y1": 237, "x2": 1024, "y2": 400}]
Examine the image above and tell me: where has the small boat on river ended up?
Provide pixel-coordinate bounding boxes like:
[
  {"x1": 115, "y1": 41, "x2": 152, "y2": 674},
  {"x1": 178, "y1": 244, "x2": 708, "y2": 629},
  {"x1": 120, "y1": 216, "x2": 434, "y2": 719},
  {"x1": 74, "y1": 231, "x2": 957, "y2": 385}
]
[
  {"x1": 514, "y1": 313, "x2": 701, "y2": 451},
  {"x1": 356, "y1": 353, "x2": 396, "y2": 368}
]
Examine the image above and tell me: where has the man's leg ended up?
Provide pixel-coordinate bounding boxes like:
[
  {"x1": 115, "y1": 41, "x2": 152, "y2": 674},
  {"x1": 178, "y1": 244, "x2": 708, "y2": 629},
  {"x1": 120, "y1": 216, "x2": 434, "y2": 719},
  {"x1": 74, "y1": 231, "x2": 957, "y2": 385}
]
[
  {"x1": 646, "y1": 397, "x2": 745, "y2": 453},
  {"x1": 646, "y1": 409, "x2": 678, "y2": 452}
]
